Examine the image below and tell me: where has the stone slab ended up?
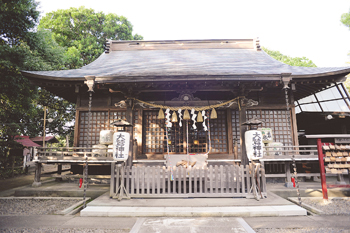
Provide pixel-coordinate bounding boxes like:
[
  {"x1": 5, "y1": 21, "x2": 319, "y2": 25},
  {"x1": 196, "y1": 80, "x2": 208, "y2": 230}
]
[{"x1": 80, "y1": 205, "x2": 307, "y2": 217}]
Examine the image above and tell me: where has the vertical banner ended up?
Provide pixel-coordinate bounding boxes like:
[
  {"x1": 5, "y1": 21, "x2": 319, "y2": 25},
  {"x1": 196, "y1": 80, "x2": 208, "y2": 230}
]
[
  {"x1": 245, "y1": 130, "x2": 264, "y2": 161},
  {"x1": 113, "y1": 132, "x2": 130, "y2": 161}
]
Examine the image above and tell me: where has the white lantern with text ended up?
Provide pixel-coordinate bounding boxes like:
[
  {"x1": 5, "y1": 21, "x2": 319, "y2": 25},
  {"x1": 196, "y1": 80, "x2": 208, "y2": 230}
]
[{"x1": 245, "y1": 130, "x2": 264, "y2": 161}]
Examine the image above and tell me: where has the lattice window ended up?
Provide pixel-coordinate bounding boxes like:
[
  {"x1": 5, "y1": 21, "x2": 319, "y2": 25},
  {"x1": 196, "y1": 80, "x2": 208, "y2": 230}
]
[
  {"x1": 142, "y1": 111, "x2": 165, "y2": 153},
  {"x1": 210, "y1": 110, "x2": 228, "y2": 153},
  {"x1": 142, "y1": 110, "x2": 228, "y2": 154},
  {"x1": 231, "y1": 110, "x2": 241, "y2": 155},
  {"x1": 78, "y1": 111, "x2": 126, "y2": 147},
  {"x1": 187, "y1": 121, "x2": 208, "y2": 153},
  {"x1": 246, "y1": 110, "x2": 292, "y2": 146}
]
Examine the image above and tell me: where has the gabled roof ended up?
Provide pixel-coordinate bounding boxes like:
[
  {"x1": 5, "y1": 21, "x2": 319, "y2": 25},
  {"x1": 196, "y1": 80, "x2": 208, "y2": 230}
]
[
  {"x1": 30, "y1": 136, "x2": 58, "y2": 143},
  {"x1": 14, "y1": 136, "x2": 41, "y2": 147},
  {"x1": 22, "y1": 39, "x2": 350, "y2": 83}
]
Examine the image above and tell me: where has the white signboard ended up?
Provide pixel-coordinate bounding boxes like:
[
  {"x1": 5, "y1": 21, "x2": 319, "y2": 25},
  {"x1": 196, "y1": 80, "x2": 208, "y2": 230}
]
[
  {"x1": 335, "y1": 138, "x2": 350, "y2": 144},
  {"x1": 113, "y1": 132, "x2": 130, "y2": 161},
  {"x1": 245, "y1": 130, "x2": 264, "y2": 161},
  {"x1": 258, "y1": 128, "x2": 273, "y2": 143}
]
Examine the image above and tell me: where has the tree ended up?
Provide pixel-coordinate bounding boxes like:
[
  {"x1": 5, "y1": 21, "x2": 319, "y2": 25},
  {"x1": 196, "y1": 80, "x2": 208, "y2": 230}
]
[
  {"x1": 39, "y1": 6, "x2": 143, "y2": 68},
  {"x1": 0, "y1": 0, "x2": 39, "y2": 46},
  {"x1": 341, "y1": 11, "x2": 350, "y2": 93},
  {"x1": 263, "y1": 47, "x2": 317, "y2": 67},
  {"x1": 0, "y1": 0, "x2": 75, "y2": 177}
]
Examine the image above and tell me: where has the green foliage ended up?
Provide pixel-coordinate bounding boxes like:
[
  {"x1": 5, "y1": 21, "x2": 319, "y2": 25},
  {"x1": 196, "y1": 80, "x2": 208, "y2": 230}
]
[
  {"x1": 344, "y1": 77, "x2": 350, "y2": 93},
  {"x1": 0, "y1": 0, "x2": 39, "y2": 46},
  {"x1": 341, "y1": 11, "x2": 350, "y2": 92},
  {"x1": 0, "y1": 167, "x2": 26, "y2": 179},
  {"x1": 341, "y1": 11, "x2": 350, "y2": 28},
  {"x1": 39, "y1": 6, "x2": 143, "y2": 67},
  {"x1": 262, "y1": 47, "x2": 317, "y2": 67},
  {"x1": 0, "y1": 0, "x2": 75, "y2": 172}
]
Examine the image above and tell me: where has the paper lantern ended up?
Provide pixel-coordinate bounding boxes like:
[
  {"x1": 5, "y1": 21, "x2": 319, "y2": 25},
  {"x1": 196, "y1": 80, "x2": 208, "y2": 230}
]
[{"x1": 158, "y1": 109, "x2": 165, "y2": 119}]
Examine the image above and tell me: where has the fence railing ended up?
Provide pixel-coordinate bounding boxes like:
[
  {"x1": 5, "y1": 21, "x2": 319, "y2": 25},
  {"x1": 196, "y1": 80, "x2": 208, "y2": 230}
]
[
  {"x1": 110, "y1": 164, "x2": 267, "y2": 199},
  {"x1": 263, "y1": 145, "x2": 318, "y2": 157},
  {"x1": 34, "y1": 146, "x2": 115, "y2": 162}
]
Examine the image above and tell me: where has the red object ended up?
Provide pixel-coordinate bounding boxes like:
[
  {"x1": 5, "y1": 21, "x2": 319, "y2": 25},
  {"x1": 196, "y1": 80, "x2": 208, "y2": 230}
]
[
  {"x1": 317, "y1": 138, "x2": 328, "y2": 200},
  {"x1": 79, "y1": 178, "x2": 83, "y2": 188},
  {"x1": 291, "y1": 177, "x2": 295, "y2": 187},
  {"x1": 14, "y1": 136, "x2": 41, "y2": 147}
]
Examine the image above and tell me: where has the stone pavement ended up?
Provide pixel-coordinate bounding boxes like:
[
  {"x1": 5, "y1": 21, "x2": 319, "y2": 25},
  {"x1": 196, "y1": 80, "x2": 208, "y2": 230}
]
[
  {"x1": 1, "y1": 215, "x2": 350, "y2": 232},
  {"x1": 1, "y1": 169, "x2": 350, "y2": 232},
  {"x1": 81, "y1": 191, "x2": 307, "y2": 217}
]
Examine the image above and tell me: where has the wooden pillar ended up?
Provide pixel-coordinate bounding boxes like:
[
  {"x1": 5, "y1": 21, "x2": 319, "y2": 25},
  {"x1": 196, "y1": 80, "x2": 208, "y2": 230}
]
[
  {"x1": 227, "y1": 110, "x2": 233, "y2": 155},
  {"x1": 285, "y1": 162, "x2": 293, "y2": 187},
  {"x1": 110, "y1": 162, "x2": 116, "y2": 197},
  {"x1": 240, "y1": 105, "x2": 248, "y2": 165},
  {"x1": 126, "y1": 99, "x2": 134, "y2": 167},
  {"x1": 56, "y1": 163, "x2": 62, "y2": 181},
  {"x1": 32, "y1": 162, "x2": 42, "y2": 187},
  {"x1": 289, "y1": 91, "x2": 299, "y2": 147}
]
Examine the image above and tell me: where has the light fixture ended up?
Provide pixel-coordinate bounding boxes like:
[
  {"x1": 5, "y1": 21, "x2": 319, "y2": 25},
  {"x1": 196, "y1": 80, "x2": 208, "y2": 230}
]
[
  {"x1": 325, "y1": 115, "x2": 333, "y2": 120},
  {"x1": 193, "y1": 140, "x2": 199, "y2": 145}
]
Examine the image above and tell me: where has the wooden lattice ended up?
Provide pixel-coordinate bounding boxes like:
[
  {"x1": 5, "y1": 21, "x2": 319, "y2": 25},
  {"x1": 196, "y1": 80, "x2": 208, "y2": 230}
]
[{"x1": 246, "y1": 110, "x2": 293, "y2": 146}]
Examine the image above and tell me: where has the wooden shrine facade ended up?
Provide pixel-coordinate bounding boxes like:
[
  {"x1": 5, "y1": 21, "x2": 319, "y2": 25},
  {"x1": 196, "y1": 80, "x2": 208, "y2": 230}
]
[{"x1": 22, "y1": 38, "x2": 350, "y2": 168}]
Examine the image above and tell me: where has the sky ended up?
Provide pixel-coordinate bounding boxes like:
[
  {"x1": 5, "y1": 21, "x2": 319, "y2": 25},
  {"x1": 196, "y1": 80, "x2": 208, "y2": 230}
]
[{"x1": 37, "y1": 0, "x2": 350, "y2": 68}]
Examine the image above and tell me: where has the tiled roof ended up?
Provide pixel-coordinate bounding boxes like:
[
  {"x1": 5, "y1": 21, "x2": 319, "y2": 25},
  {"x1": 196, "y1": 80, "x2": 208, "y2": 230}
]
[
  {"x1": 30, "y1": 136, "x2": 58, "y2": 143},
  {"x1": 22, "y1": 39, "x2": 350, "y2": 82},
  {"x1": 14, "y1": 136, "x2": 41, "y2": 147}
]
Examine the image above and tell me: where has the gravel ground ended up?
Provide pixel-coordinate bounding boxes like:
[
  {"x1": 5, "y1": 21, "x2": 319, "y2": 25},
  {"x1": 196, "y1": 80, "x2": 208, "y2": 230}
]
[
  {"x1": 256, "y1": 228, "x2": 349, "y2": 233},
  {"x1": 0, "y1": 229, "x2": 129, "y2": 233},
  {"x1": 0, "y1": 198, "x2": 81, "y2": 216},
  {"x1": 301, "y1": 198, "x2": 350, "y2": 215},
  {"x1": 1, "y1": 197, "x2": 350, "y2": 232}
]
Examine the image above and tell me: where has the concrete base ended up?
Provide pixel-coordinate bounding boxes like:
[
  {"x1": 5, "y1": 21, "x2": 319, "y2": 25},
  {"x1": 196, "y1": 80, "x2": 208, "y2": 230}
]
[
  {"x1": 80, "y1": 205, "x2": 307, "y2": 217},
  {"x1": 32, "y1": 182, "x2": 41, "y2": 187},
  {"x1": 285, "y1": 182, "x2": 294, "y2": 188},
  {"x1": 80, "y1": 191, "x2": 307, "y2": 217}
]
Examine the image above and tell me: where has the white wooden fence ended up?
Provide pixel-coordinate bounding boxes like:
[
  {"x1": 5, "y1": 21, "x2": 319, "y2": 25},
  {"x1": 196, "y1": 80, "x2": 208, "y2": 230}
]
[{"x1": 110, "y1": 164, "x2": 267, "y2": 199}]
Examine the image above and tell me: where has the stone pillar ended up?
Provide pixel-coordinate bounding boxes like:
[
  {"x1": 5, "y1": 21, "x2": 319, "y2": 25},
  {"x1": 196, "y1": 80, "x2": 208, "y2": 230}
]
[{"x1": 32, "y1": 162, "x2": 42, "y2": 187}]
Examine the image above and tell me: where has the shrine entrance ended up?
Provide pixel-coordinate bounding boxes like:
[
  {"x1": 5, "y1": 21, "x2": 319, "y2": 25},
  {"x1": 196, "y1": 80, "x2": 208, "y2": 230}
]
[{"x1": 142, "y1": 110, "x2": 228, "y2": 155}]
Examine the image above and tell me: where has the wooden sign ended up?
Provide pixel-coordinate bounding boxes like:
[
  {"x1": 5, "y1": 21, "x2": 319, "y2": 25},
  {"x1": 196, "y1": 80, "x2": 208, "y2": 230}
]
[
  {"x1": 258, "y1": 128, "x2": 273, "y2": 143},
  {"x1": 113, "y1": 132, "x2": 130, "y2": 161},
  {"x1": 335, "y1": 138, "x2": 350, "y2": 144}
]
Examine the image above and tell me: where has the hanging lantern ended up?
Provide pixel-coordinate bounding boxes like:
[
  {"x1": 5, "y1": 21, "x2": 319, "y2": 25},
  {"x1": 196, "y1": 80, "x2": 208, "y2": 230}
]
[
  {"x1": 197, "y1": 111, "x2": 203, "y2": 122},
  {"x1": 183, "y1": 109, "x2": 191, "y2": 120},
  {"x1": 171, "y1": 111, "x2": 178, "y2": 122},
  {"x1": 210, "y1": 108, "x2": 217, "y2": 119},
  {"x1": 158, "y1": 108, "x2": 165, "y2": 119}
]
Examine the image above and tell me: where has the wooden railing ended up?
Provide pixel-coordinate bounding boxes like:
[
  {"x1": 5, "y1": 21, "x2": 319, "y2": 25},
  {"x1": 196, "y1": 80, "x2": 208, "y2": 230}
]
[
  {"x1": 110, "y1": 164, "x2": 267, "y2": 199},
  {"x1": 34, "y1": 146, "x2": 115, "y2": 163},
  {"x1": 260, "y1": 145, "x2": 319, "y2": 180}
]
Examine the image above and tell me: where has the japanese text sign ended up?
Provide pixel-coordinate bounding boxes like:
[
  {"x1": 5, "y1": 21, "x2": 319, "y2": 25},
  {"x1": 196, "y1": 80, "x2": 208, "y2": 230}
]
[{"x1": 113, "y1": 132, "x2": 130, "y2": 161}]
